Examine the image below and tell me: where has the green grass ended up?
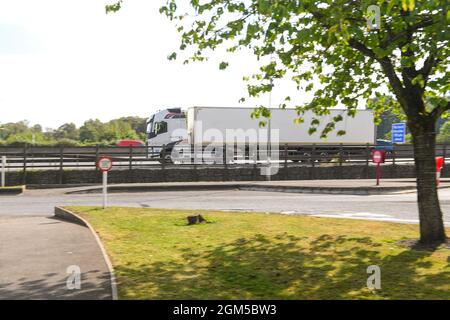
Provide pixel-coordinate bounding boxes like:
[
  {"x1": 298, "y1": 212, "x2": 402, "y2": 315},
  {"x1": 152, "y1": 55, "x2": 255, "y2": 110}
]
[{"x1": 68, "y1": 206, "x2": 450, "y2": 300}]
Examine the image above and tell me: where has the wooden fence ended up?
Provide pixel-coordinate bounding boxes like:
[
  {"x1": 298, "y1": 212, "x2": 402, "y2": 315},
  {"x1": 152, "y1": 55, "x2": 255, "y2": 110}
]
[{"x1": 0, "y1": 144, "x2": 447, "y2": 173}]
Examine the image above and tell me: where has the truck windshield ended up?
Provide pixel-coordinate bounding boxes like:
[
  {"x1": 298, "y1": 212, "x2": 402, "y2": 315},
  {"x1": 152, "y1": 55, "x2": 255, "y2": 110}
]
[{"x1": 147, "y1": 115, "x2": 155, "y2": 139}]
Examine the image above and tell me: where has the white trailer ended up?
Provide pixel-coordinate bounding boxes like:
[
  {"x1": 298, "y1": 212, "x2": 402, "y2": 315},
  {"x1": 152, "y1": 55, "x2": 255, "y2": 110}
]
[
  {"x1": 146, "y1": 106, "x2": 375, "y2": 162},
  {"x1": 187, "y1": 107, "x2": 375, "y2": 145}
]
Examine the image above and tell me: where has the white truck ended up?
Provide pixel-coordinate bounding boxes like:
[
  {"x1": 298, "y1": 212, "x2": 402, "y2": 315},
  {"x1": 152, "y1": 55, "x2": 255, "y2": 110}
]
[{"x1": 146, "y1": 106, "x2": 375, "y2": 163}]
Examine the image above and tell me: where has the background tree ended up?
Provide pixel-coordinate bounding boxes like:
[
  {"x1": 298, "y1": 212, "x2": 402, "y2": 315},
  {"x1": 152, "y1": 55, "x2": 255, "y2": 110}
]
[
  {"x1": 0, "y1": 117, "x2": 147, "y2": 146},
  {"x1": 437, "y1": 121, "x2": 450, "y2": 143},
  {"x1": 79, "y1": 118, "x2": 142, "y2": 143},
  {"x1": 79, "y1": 119, "x2": 105, "y2": 142},
  {"x1": 144, "y1": 0, "x2": 449, "y2": 244},
  {"x1": 116, "y1": 116, "x2": 148, "y2": 140},
  {"x1": 104, "y1": 119, "x2": 138, "y2": 141},
  {"x1": 371, "y1": 96, "x2": 447, "y2": 139},
  {"x1": 53, "y1": 123, "x2": 80, "y2": 141},
  {"x1": 0, "y1": 121, "x2": 29, "y2": 139}
]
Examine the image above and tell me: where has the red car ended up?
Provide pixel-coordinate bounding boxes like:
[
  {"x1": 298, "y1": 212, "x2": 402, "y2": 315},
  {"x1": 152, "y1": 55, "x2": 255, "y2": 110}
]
[{"x1": 116, "y1": 139, "x2": 145, "y2": 147}]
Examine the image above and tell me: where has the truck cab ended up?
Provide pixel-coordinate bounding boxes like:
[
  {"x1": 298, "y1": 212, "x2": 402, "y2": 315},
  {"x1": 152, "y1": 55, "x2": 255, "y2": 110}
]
[
  {"x1": 147, "y1": 108, "x2": 188, "y2": 160},
  {"x1": 147, "y1": 108, "x2": 187, "y2": 145}
]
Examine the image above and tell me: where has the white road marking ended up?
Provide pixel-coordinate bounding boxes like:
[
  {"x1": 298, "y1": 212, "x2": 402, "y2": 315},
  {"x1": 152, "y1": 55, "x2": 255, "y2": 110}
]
[
  {"x1": 343, "y1": 212, "x2": 392, "y2": 218},
  {"x1": 309, "y1": 213, "x2": 450, "y2": 226},
  {"x1": 278, "y1": 210, "x2": 450, "y2": 226}
]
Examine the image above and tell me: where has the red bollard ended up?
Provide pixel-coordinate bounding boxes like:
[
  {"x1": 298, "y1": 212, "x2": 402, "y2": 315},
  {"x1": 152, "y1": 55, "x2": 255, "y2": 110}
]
[
  {"x1": 372, "y1": 150, "x2": 386, "y2": 186},
  {"x1": 436, "y1": 156, "x2": 444, "y2": 186}
]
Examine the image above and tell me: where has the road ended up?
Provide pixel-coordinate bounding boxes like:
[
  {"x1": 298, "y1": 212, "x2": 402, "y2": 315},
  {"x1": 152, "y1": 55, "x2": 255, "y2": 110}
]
[{"x1": 1, "y1": 187, "x2": 449, "y2": 225}]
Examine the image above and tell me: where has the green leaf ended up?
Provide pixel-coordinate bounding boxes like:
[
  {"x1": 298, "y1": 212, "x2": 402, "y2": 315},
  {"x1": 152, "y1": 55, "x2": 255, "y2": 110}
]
[
  {"x1": 261, "y1": 108, "x2": 271, "y2": 118},
  {"x1": 219, "y1": 62, "x2": 229, "y2": 70},
  {"x1": 294, "y1": 118, "x2": 304, "y2": 125},
  {"x1": 106, "y1": 0, "x2": 122, "y2": 14},
  {"x1": 386, "y1": 0, "x2": 398, "y2": 15},
  {"x1": 257, "y1": 0, "x2": 271, "y2": 15},
  {"x1": 167, "y1": 52, "x2": 177, "y2": 61},
  {"x1": 411, "y1": 74, "x2": 425, "y2": 88}
]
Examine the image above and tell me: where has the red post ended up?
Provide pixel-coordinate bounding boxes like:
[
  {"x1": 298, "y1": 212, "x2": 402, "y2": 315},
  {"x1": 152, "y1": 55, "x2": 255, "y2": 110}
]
[
  {"x1": 436, "y1": 156, "x2": 444, "y2": 186},
  {"x1": 376, "y1": 163, "x2": 381, "y2": 186},
  {"x1": 372, "y1": 150, "x2": 386, "y2": 186}
]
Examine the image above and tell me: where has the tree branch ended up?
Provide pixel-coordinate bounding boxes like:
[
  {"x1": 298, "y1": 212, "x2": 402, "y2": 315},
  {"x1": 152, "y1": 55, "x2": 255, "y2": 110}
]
[
  {"x1": 419, "y1": 53, "x2": 441, "y2": 84},
  {"x1": 431, "y1": 100, "x2": 450, "y2": 120},
  {"x1": 348, "y1": 39, "x2": 406, "y2": 104},
  {"x1": 383, "y1": 17, "x2": 436, "y2": 48}
]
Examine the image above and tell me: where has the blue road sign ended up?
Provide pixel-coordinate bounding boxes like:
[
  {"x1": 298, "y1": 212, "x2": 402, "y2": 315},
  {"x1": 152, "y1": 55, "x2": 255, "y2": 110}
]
[{"x1": 392, "y1": 123, "x2": 406, "y2": 144}]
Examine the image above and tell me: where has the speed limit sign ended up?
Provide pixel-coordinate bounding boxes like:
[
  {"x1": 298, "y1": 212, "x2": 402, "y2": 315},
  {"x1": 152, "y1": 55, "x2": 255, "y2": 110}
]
[
  {"x1": 97, "y1": 157, "x2": 113, "y2": 172},
  {"x1": 97, "y1": 157, "x2": 113, "y2": 209}
]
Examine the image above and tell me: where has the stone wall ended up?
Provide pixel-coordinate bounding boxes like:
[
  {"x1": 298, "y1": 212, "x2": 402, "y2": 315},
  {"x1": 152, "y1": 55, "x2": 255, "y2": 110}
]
[{"x1": 3, "y1": 163, "x2": 428, "y2": 186}]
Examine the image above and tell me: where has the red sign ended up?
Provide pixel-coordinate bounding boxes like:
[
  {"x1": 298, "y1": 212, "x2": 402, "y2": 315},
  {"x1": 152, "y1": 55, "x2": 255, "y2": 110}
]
[
  {"x1": 372, "y1": 150, "x2": 386, "y2": 164},
  {"x1": 436, "y1": 157, "x2": 445, "y2": 186},
  {"x1": 436, "y1": 157, "x2": 444, "y2": 172},
  {"x1": 97, "y1": 157, "x2": 113, "y2": 172}
]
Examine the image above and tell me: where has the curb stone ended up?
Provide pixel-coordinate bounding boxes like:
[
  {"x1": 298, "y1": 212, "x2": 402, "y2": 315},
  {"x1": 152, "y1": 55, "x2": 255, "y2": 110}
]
[
  {"x1": 63, "y1": 183, "x2": 418, "y2": 196},
  {"x1": 0, "y1": 185, "x2": 26, "y2": 195}
]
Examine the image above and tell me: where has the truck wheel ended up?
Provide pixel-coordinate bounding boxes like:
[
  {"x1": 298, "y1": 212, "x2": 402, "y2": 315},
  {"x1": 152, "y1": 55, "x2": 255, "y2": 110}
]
[
  {"x1": 318, "y1": 152, "x2": 329, "y2": 163},
  {"x1": 158, "y1": 153, "x2": 173, "y2": 164},
  {"x1": 337, "y1": 151, "x2": 349, "y2": 162},
  {"x1": 300, "y1": 152, "x2": 311, "y2": 163}
]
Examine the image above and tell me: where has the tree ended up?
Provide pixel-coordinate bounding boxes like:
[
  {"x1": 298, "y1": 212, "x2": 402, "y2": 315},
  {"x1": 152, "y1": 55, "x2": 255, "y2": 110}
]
[
  {"x1": 117, "y1": 116, "x2": 148, "y2": 135},
  {"x1": 105, "y1": 119, "x2": 138, "y2": 141},
  {"x1": 31, "y1": 124, "x2": 43, "y2": 133},
  {"x1": 79, "y1": 118, "x2": 139, "y2": 143},
  {"x1": 0, "y1": 121, "x2": 29, "y2": 139},
  {"x1": 115, "y1": 117, "x2": 147, "y2": 140},
  {"x1": 376, "y1": 110, "x2": 403, "y2": 139},
  {"x1": 79, "y1": 119, "x2": 105, "y2": 142},
  {"x1": 437, "y1": 120, "x2": 450, "y2": 143},
  {"x1": 53, "y1": 123, "x2": 80, "y2": 141},
  {"x1": 144, "y1": 0, "x2": 450, "y2": 244}
]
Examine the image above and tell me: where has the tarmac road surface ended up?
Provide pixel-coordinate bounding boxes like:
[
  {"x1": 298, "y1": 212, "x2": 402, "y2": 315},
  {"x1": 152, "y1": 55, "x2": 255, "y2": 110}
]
[{"x1": 1, "y1": 185, "x2": 449, "y2": 225}]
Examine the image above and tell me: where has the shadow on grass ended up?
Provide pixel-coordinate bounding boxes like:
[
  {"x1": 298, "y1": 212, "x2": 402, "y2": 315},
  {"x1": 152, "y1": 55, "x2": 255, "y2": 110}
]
[{"x1": 115, "y1": 233, "x2": 449, "y2": 300}]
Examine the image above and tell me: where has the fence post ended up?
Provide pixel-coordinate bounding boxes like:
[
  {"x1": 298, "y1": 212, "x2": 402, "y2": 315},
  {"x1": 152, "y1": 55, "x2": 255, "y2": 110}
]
[
  {"x1": 1, "y1": 156, "x2": 6, "y2": 187},
  {"x1": 339, "y1": 143, "x2": 343, "y2": 179},
  {"x1": 95, "y1": 145, "x2": 100, "y2": 169},
  {"x1": 284, "y1": 143, "x2": 288, "y2": 180},
  {"x1": 222, "y1": 143, "x2": 228, "y2": 181},
  {"x1": 59, "y1": 146, "x2": 64, "y2": 185},
  {"x1": 129, "y1": 145, "x2": 133, "y2": 171},
  {"x1": 311, "y1": 144, "x2": 316, "y2": 180},
  {"x1": 442, "y1": 143, "x2": 446, "y2": 163},
  {"x1": 161, "y1": 144, "x2": 166, "y2": 181},
  {"x1": 193, "y1": 144, "x2": 199, "y2": 181},
  {"x1": 392, "y1": 146, "x2": 396, "y2": 178},
  {"x1": 248, "y1": 143, "x2": 258, "y2": 180},
  {"x1": 22, "y1": 144, "x2": 28, "y2": 185},
  {"x1": 365, "y1": 143, "x2": 370, "y2": 179}
]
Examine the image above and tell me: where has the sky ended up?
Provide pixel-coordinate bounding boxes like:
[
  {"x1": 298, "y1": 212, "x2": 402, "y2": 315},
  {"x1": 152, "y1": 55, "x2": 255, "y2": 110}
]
[{"x1": 0, "y1": 0, "x2": 311, "y2": 129}]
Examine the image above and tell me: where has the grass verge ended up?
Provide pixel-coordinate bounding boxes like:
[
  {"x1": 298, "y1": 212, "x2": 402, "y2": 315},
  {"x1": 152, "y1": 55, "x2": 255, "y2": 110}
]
[{"x1": 68, "y1": 206, "x2": 450, "y2": 300}]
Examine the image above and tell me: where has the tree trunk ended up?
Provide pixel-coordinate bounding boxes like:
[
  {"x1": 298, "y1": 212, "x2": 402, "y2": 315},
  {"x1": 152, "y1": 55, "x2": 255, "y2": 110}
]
[{"x1": 412, "y1": 126, "x2": 447, "y2": 244}]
